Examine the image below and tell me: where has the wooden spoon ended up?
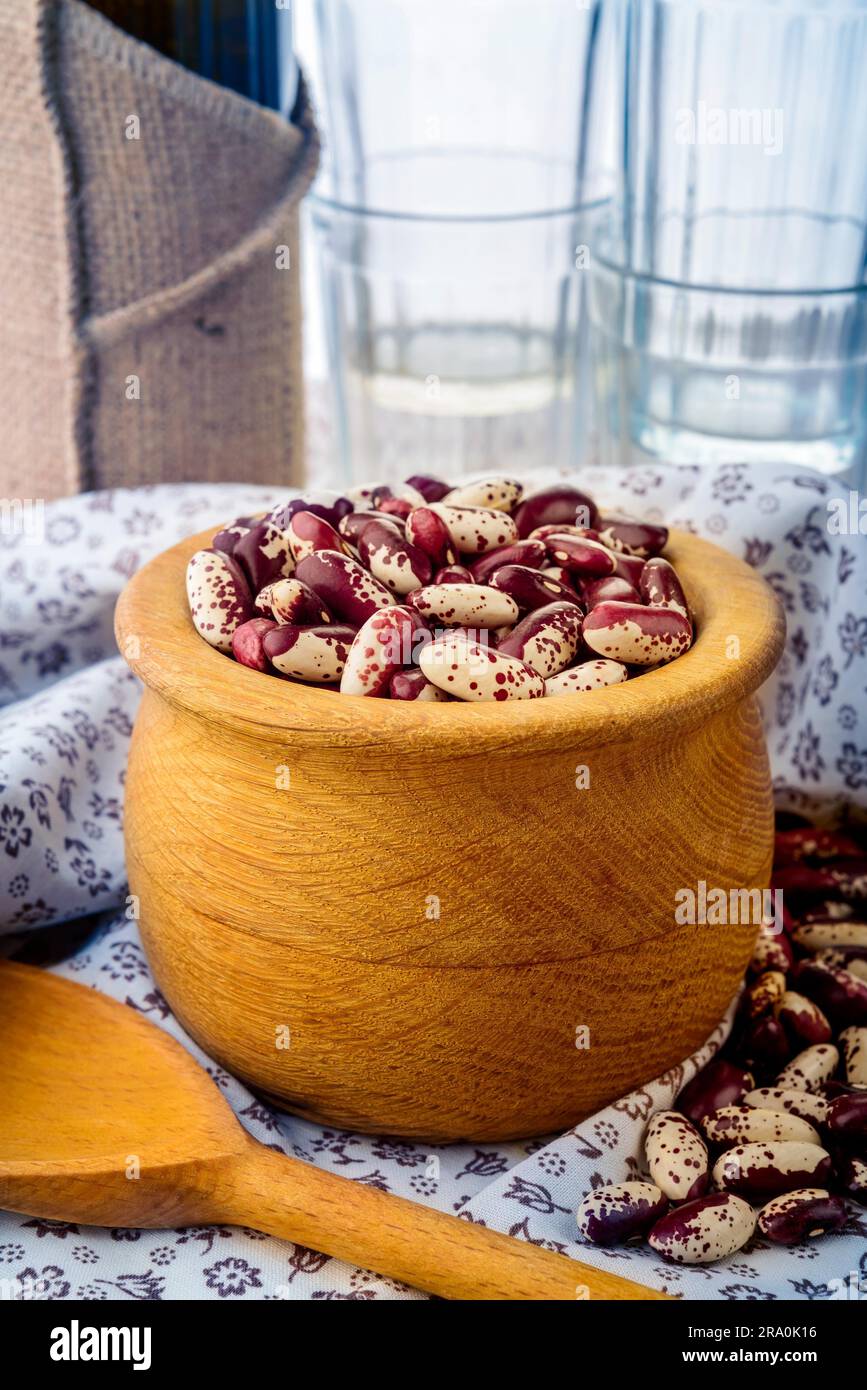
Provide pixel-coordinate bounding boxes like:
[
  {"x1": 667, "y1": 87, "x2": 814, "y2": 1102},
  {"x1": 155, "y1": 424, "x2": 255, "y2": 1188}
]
[{"x1": 0, "y1": 961, "x2": 665, "y2": 1300}]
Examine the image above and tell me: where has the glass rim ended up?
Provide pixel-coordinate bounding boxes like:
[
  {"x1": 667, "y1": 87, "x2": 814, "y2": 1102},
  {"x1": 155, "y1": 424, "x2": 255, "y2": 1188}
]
[
  {"x1": 307, "y1": 187, "x2": 614, "y2": 225},
  {"x1": 592, "y1": 247, "x2": 867, "y2": 299}
]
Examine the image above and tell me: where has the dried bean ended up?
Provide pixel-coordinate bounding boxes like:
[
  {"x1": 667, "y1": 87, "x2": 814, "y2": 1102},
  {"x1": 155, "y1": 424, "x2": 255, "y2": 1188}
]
[
  {"x1": 645, "y1": 1110, "x2": 709, "y2": 1201},
  {"x1": 405, "y1": 507, "x2": 458, "y2": 568},
  {"x1": 295, "y1": 551, "x2": 395, "y2": 627},
  {"x1": 648, "y1": 1193, "x2": 755, "y2": 1265},
  {"x1": 743, "y1": 1087, "x2": 829, "y2": 1126},
  {"x1": 639, "y1": 556, "x2": 690, "y2": 617},
  {"x1": 186, "y1": 549, "x2": 255, "y2": 654},
  {"x1": 255, "y1": 578, "x2": 332, "y2": 625},
  {"x1": 233, "y1": 520, "x2": 294, "y2": 593},
  {"x1": 388, "y1": 668, "x2": 450, "y2": 702},
  {"x1": 676, "y1": 1060, "x2": 754, "y2": 1124},
  {"x1": 544, "y1": 534, "x2": 616, "y2": 577},
  {"x1": 597, "y1": 515, "x2": 669, "y2": 558},
  {"x1": 825, "y1": 1091, "x2": 867, "y2": 1148},
  {"x1": 443, "y1": 476, "x2": 523, "y2": 511},
  {"x1": 793, "y1": 921, "x2": 867, "y2": 952},
  {"x1": 403, "y1": 473, "x2": 452, "y2": 503},
  {"x1": 418, "y1": 631, "x2": 544, "y2": 702},
  {"x1": 838, "y1": 1155, "x2": 867, "y2": 1204},
  {"x1": 339, "y1": 511, "x2": 404, "y2": 545},
  {"x1": 433, "y1": 565, "x2": 474, "y2": 584},
  {"x1": 582, "y1": 575, "x2": 642, "y2": 609},
  {"x1": 358, "y1": 521, "x2": 432, "y2": 595},
  {"x1": 793, "y1": 959, "x2": 867, "y2": 1029},
  {"x1": 263, "y1": 624, "x2": 356, "y2": 684},
  {"x1": 757, "y1": 1189, "x2": 846, "y2": 1245},
  {"x1": 775, "y1": 991, "x2": 833, "y2": 1048},
  {"x1": 839, "y1": 1026, "x2": 867, "y2": 1085},
  {"x1": 544, "y1": 660, "x2": 629, "y2": 696},
  {"x1": 576, "y1": 1182, "x2": 668, "y2": 1247},
  {"x1": 491, "y1": 564, "x2": 584, "y2": 613},
  {"x1": 287, "y1": 510, "x2": 352, "y2": 564},
  {"x1": 774, "y1": 828, "x2": 862, "y2": 865},
  {"x1": 496, "y1": 602, "x2": 583, "y2": 678},
  {"x1": 231, "y1": 617, "x2": 277, "y2": 672},
  {"x1": 512, "y1": 484, "x2": 599, "y2": 537},
  {"x1": 713, "y1": 1141, "x2": 832, "y2": 1201},
  {"x1": 701, "y1": 1105, "x2": 820, "y2": 1148},
  {"x1": 583, "y1": 601, "x2": 693, "y2": 666},
  {"x1": 775, "y1": 1043, "x2": 839, "y2": 1093},
  {"x1": 409, "y1": 583, "x2": 519, "y2": 629},
  {"x1": 468, "y1": 540, "x2": 547, "y2": 583},
  {"x1": 340, "y1": 607, "x2": 420, "y2": 697},
  {"x1": 428, "y1": 502, "x2": 518, "y2": 554}
]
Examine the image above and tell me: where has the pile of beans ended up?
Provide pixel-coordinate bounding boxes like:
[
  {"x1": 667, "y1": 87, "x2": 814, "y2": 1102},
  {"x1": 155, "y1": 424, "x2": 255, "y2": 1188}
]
[
  {"x1": 577, "y1": 818, "x2": 867, "y2": 1264},
  {"x1": 185, "y1": 474, "x2": 694, "y2": 701}
]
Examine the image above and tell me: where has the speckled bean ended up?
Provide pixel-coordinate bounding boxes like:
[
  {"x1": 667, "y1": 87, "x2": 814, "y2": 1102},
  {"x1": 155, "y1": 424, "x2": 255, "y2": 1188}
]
[
  {"x1": 268, "y1": 493, "x2": 353, "y2": 532},
  {"x1": 409, "y1": 583, "x2": 519, "y2": 628},
  {"x1": 496, "y1": 602, "x2": 583, "y2": 678},
  {"x1": 611, "y1": 552, "x2": 647, "y2": 587},
  {"x1": 403, "y1": 473, "x2": 452, "y2": 502},
  {"x1": 793, "y1": 959, "x2": 867, "y2": 1029},
  {"x1": 743, "y1": 1087, "x2": 829, "y2": 1126},
  {"x1": 491, "y1": 564, "x2": 584, "y2": 613},
  {"x1": 433, "y1": 564, "x2": 475, "y2": 584},
  {"x1": 816, "y1": 948, "x2": 867, "y2": 984},
  {"x1": 340, "y1": 606, "x2": 420, "y2": 697},
  {"x1": 544, "y1": 659, "x2": 629, "y2": 696},
  {"x1": 512, "y1": 484, "x2": 599, "y2": 537},
  {"x1": 774, "y1": 828, "x2": 862, "y2": 865},
  {"x1": 576, "y1": 1182, "x2": 668, "y2": 1247},
  {"x1": 825, "y1": 1091, "x2": 867, "y2": 1147},
  {"x1": 747, "y1": 970, "x2": 786, "y2": 1018},
  {"x1": 839, "y1": 1026, "x2": 867, "y2": 1085},
  {"x1": 543, "y1": 533, "x2": 616, "y2": 577},
  {"x1": 263, "y1": 623, "x2": 356, "y2": 684},
  {"x1": 749, "y1": 922, "x2": 794, "y2": 975},
  {"x1": 757, "y1": 1189, "x2": 847, "y2": 1245},
  {"x1": 701, "y1": 1105, "x2": 820, "y2": 1148},
  {"x1": 418, "y1": 630, "x2": 545, "y2": 702},
  {"x1": 677, "y1": 1060, "x2": 754, "y2": 1124},
  {"x1": 793, "y1": 921, "x2": 867, "y2": 952},
  {"x1": 233, "y1": 519, "x2": 295, "y2": 593},
  {"x1": 775, "y1": 1043, "x2": 839, "y2": 1093},
  {"x1": 388, "y1": 667, "x2": 450, "y2": 702},
  {"x1": 255, "y1": 578, "x2": 332, "y2": 626},
  {"x1": 231, "y1": 617, "x2": 277, "y2": 672},
  {"x1": 295, "y1": 551, "x2": 395, "y2": 627},
  {"x1": 212, "y1": 519, "x2": 252, "y2": 554},
  {"x1": 639, "y1": 556, "x2": 690, "y2": 617},
  {"x1": 838, "y1": 1155, "x2": 867, "y2": 1204},
  {"x1": 775, "y1": 991, "x2": 833, "y2": 1048},
  {"x1": 648, "y1": 1193, "x2": 755, "y2": 1265},
  {"x1": 737, "y1": 1015, "x2": 791, "y2": 1077},
  {"x1": 645, "y1": 1110, "x2": 709, "y2": 1202},
  {"x1": 713, "y1": 1141, "x2": 832, "y2": 1201},
  {"x1": 358, "y1": 520, "x2": 432, "y2": 595},
  {"x1": 583, "y1": 601, "x2": 693, "y2": 666},
  {"x1": 598, "y1": 515, "x2": 669, "y2": 558},
  {"x1": 428, "y1": 502, "x2": 519, "y2": 554},
  {"x1": 338, "y1": 510, "x2": 404, "y2": 545},
  {"x1": 581, "y1": 575, "x2": 642, "y2": 609},
  {"x1": 405, "y1": 507, "x2": 458, "y2": 568},
  {"x1": 468, "y1": 540, "x2": 547, "y2": 583},
  {"x1": 186, "y1": 549, "x2": 255, "y2": 654},
  {"x1": 443, "y1": 476, "x2": 523, "y2": 511},
  {"x1": 287, "y1": 510, "x2": 352, "y2": 564}
]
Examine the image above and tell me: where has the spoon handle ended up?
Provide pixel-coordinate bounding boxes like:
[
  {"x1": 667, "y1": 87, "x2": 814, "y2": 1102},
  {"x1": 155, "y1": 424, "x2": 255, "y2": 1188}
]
[{"x1": 214, "y1": 1146, "x2": 666, "y2": 1301}]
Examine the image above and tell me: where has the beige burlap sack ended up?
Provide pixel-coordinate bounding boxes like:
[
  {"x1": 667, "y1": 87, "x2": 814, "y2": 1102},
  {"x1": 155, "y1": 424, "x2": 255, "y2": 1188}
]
[{"x1": 0, "y1": 0, "x2": 319, "y2": 499}]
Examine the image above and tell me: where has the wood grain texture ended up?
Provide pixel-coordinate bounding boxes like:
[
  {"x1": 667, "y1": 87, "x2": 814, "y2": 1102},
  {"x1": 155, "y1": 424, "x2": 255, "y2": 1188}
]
[
  {"x1": 0, "y1": 961, "x2": 666, "y2": 1301},
  {"x1": 115, "y1": 526, "x2": 785, "y2": 1140}
]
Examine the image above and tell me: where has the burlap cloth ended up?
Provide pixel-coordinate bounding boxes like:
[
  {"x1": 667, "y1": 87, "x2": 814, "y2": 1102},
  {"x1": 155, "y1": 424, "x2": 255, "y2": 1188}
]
[{"x1": 0, "y1": 0, "x2": 319, "y2": 499}]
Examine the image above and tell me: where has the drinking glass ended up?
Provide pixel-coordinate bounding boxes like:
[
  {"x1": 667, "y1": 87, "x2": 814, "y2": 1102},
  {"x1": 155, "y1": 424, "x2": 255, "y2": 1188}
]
[
  {"x1": 300, "y1": 0, "x2": 615, "y2": 483},
  {"x1": 593, "y1": 0, "x2": 867, "y2": 483}
]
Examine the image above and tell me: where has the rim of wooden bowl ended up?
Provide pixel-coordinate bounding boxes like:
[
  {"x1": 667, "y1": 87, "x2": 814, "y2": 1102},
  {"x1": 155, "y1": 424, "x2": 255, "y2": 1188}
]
[{"x1": 115, "y1": 525, "x2": 786, "y2": 753}]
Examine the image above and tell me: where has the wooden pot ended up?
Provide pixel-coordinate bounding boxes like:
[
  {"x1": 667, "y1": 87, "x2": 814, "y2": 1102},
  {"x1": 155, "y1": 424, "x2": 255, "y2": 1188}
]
[{"x1": 115, "y1": 527, "x2": 785, "y2": 1141}]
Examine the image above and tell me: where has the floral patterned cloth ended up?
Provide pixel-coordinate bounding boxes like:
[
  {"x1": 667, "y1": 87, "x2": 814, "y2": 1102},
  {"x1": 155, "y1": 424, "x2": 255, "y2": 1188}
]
[{"x1": 1, "y1": 466, "x2": 865, "y2": 1301}]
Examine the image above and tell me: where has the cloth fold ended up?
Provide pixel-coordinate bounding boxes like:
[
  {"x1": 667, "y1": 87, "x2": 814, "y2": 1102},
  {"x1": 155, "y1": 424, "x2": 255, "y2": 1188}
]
[{"x1": 1, "y1": 465, "x2": 865, "y2": 1300}]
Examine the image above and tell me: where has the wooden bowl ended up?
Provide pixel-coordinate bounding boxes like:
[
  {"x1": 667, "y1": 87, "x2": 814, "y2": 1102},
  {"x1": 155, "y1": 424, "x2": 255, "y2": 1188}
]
[{"x1": 115, "y1": 526, "x2": 785, "y2": 1141}]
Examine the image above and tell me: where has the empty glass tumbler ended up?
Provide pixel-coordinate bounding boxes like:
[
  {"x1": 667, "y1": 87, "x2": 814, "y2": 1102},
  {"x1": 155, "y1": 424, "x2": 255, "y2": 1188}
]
[
  {"x1": 301, "y1": 0, "x2": 614, "y2": 483},
  {"x1": 592, "y1": 0, "x2": 867, "y2": 482}
]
